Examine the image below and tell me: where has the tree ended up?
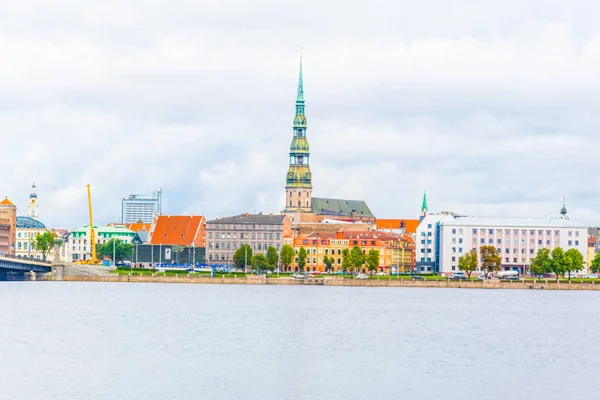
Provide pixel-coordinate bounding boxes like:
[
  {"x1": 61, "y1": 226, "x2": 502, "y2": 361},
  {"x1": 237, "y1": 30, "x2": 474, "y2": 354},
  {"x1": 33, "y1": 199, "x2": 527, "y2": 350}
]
[
  {"x1": 341, "y1": 248, "x2": 350, "y2": 273},
  {"x1": 349, "y1": 246, "x2": 366, "y2": 274},
  {"x1": 366, "y1": 250, "x2": 380, "y2": 275},
  {"x1": 233, "y1": 244, "x2": 252, "y2": 270},
  {"x1": 458, "y1": 249, "x2": 478, "y2": 279},
  {"x1": 266, "y1": 246, "x2": 279, "y2": 271},
  {"x1": 251, "y1": 253, "x2": 269, "y2": 272},
  {"x1": 31, "y1": 230, "x2": 57, "y2": 261},
  {"x1": 298, "y1": 247, "x2": 307, "y2": 272},
  {"x1": 280, "y1": 245, "x2": 294, "y2": 271},
  {"x1": 323, "y1": 255, "x2": 334, "y2": 272},
  {"x1": 590, "y1": 252, "x2": 600, "y2": 274},
  {"x1": 564, "y1": 248, "x2": 584, "y2": 280},
  {"x1": 550, "y1": 247, "x2": 566, "y2": 281},
  {"x1": 530, "y1": 248, "x2": 552, "y2": 277},
  {"x1": 479, "y1": 245, "x2": 501, "y2": 278},
  {"x1": 96, "y1": 239, "x2": 133, "y2": 263}
]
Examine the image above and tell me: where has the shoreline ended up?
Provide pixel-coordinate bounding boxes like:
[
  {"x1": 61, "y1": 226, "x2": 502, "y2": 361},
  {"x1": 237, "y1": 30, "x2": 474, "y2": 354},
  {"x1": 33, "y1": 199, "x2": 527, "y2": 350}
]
[{"x1": 55, "y1": 275, "x2": 600, "y2": 291}]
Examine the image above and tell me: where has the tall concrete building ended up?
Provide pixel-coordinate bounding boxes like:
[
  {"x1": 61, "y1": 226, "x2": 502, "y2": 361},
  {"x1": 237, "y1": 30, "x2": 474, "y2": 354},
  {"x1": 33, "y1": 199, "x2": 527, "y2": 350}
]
[
  {"x1": 0, "y1": 198, "x2": 17, "y2": 256},
  {"x1": 121, "y1": 189, "x2": 162, "y2": 224}
]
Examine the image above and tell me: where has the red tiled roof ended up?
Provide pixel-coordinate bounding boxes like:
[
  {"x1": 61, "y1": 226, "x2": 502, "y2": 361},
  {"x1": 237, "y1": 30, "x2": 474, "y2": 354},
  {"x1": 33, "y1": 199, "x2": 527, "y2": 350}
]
[
  {"x1": 376, "y1": 218, "x2": 420, "y2": 233},
  {"x1": 149, "y1": 215, "x2": 205, "y2": 246},
  {"x1": 126, "y1": 223, "x2": 151, "y2": 232}
]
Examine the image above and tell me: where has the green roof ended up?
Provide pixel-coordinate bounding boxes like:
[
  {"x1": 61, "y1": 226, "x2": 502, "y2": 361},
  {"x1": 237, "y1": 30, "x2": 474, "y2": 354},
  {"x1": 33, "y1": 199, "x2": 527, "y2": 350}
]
[
  {"x1": 311, "y1": 197, "x2": 374, "y2": 218},
  {"x1": 71, "y1": 225, "x2": 135, "y2": 235}
]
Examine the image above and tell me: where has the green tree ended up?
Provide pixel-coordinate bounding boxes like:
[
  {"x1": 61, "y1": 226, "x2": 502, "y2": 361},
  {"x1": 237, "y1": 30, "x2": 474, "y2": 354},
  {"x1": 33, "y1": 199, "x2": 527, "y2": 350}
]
[
  {"x1": 550, "y1": 247, "x2": 566, "y2": 281},
  {"x1": 349, "y1": 245, "x2": 366, "y2": 274},
  {"x1": 298, "y1": 247, "x2": 307, "y2": 272},
  {"x1": 341, "y1": 248, "x2": 350, "y2": 273},
  {"x1": 266, "y1": 246, "x2": 279, "y2": 270},
  {"x1": 280, "y1": 245, "x2": 294, "y2": 271},
  {"x1": 590, "y1": 252, "x2": 600, "y2": 274},
  {"x1": 31, "y1": 230, "x2": 57, "y2": 261},
  {"x1": 530, "y1": 248, "x2": 552, "y2": 277},
  {"x1": 458, "y1": 249, "x2": 478, "y2": 279},
  {"x1": 323, "y1": 255, "x2": 334, "y2": 272},
  {"x1": 251, "y1": 253, "x2": 269, "y2": 272},
  {"x1": 564, "y1": 248, "x2": 584, "y2": 280},
  {"x1": 233, "y1": 244, "x2": 252, "y2": 270},
  {"x1": 96, "y1": 239, "x2": 133, "y2": 263},
  {"x1": 366, "y1": 250, "x2": 380, "y2": 275},
  {"x1": 479, "y1": 245, "x2": 501, "y2": 278}
]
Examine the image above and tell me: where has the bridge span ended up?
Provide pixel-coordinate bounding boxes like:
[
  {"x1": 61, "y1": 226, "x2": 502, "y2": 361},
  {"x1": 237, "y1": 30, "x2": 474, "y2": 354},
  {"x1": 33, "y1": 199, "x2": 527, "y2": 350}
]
[{"x1": 0, "y1": 255, "x2": 52, "y2": 280}]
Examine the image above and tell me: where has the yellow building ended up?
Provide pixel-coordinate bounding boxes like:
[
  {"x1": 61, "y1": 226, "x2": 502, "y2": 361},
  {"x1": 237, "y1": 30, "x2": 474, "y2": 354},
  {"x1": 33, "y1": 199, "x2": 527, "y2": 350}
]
[{"x1": 283, "y1": 231, "x2": 413, "y2": 274}]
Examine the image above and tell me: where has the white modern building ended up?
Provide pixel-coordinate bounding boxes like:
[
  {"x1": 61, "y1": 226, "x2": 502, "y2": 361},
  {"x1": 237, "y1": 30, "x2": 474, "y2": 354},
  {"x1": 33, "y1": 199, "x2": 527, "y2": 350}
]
[
  {"x1": 121, "y1": 189, "x2": 162, "y2": 224},
  {"x1": 438, "y1": 217, "x2": 588, "y2": 275},
  {"x1": 69, "y1": 225, "x2": 135, "y2": 261},
  {"x1": 415, "y1": 212, "x2": 460, "y2": 272}
]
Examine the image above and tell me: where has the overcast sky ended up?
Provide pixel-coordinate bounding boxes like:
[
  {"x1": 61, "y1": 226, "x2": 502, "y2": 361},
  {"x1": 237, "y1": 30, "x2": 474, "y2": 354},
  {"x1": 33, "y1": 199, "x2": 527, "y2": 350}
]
[{"x1": 1, "y1": 0, "x2": 599, "y2": 228}]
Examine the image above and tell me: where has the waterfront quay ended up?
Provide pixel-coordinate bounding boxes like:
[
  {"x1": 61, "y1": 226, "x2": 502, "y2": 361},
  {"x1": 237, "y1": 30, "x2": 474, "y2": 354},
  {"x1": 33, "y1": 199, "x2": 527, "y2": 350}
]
[{"x1": 57, "y1": 273, "x2": 600, "y2": 291}]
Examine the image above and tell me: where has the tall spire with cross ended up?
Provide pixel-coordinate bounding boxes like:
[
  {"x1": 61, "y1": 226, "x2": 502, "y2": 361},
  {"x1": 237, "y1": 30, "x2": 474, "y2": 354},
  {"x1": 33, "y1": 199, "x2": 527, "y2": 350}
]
[
  {"x1": 420, "y1": 190, "x2": 428, "y2": 221},
  {"x1": 560, "y1": 197, "x2": 568, "y2": 220},
  {"x1": 284, "y1": 48, "x2": 313, "y2": 212}
]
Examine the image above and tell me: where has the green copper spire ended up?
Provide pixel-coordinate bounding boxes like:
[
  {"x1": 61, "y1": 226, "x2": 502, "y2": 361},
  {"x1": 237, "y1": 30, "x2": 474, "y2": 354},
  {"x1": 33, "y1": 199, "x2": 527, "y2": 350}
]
[
  {"x1": 297, "y1": 50, "x2": 304, "y2": 101},
  {"x1": 421, "y1": 190, "x2": 428, "y2": 213},
  {"x1": 560, "y1": 197, "x2": 568, "y2": 219}
]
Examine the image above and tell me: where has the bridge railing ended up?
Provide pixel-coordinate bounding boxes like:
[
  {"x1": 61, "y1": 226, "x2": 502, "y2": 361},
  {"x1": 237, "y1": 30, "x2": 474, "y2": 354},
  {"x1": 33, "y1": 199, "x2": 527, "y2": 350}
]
[{"x1": 0, "y1": 252, "x2": 53, "y2": 265}]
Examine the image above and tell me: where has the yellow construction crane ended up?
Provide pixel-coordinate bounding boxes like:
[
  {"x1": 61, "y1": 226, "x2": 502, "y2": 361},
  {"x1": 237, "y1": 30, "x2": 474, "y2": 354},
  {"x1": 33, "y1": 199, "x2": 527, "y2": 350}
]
[{"x1": 85, "y1": 184, "x2": 99, "y2": 264}]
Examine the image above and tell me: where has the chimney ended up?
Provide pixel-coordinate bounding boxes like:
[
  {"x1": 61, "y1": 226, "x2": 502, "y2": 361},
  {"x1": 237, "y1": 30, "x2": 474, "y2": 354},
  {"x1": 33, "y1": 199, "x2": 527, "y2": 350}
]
[{"x1": 351, "y1": 208, "x2": 356, "y2": 221}]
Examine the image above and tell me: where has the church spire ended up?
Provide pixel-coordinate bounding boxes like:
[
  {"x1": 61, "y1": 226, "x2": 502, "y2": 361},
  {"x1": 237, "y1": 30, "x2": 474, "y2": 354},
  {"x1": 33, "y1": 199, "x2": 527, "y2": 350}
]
[
  {"x1": 284, "y1": 49, "x2": 312, "y2": 213},
  {"x1": 297, "y1": 48, "x2": 304, "y2": 101},
  {"x1": 420, "y1": 190, "x2": 428, "y2": 221},
  {"x1": 560, "y1": 197, "x2": 568, "y2": 220}
]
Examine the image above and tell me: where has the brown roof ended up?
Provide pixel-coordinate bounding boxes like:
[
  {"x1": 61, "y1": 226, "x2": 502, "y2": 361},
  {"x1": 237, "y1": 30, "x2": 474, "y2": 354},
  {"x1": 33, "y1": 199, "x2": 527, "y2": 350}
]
[
  {"x1": 150, "y1": 215, "x2": 205, "y2": 246},
  {"x1": 376, "y1": 218, "x2": 420, "y2": 233}
]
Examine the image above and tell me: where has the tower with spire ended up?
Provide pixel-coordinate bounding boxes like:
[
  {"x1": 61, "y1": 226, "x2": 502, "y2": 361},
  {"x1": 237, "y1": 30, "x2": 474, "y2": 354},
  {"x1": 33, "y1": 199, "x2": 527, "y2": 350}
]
[
  {"x1": 420, "y1": 190, "x2": 428, "y2": 221},
  {"x1": 560, "y1": 197, "x2": 568, "y2": 220},
  {"x1": 284, "y1": 50, "x2": 313, "y2": 212},
  {"x1": 28, "y1": 182, "x2": 39, "y2": 220}
]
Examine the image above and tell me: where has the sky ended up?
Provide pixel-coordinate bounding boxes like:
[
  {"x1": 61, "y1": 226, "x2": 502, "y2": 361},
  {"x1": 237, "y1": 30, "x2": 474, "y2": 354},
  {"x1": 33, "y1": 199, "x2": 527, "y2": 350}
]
[{"x1": 1, "y1": 0, "x2": 600, "y2": 228}]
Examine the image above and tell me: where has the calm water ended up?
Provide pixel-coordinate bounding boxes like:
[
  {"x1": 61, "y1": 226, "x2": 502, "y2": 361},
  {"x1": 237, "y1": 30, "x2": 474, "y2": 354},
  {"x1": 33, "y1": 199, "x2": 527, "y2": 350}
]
[{"x1": 1, "y1": 283, "x2": 599, "y2": 400}]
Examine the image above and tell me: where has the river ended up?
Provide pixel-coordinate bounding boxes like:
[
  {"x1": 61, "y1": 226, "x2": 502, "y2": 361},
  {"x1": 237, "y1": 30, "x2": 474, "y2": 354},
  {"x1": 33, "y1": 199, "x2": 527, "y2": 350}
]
[{"x1": 0, "y1": 282, "x2": 598, "y2": 399}]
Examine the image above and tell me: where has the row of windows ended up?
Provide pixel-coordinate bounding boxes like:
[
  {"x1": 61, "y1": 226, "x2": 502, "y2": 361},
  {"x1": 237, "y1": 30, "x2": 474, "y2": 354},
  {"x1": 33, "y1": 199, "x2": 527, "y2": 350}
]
[
  {"x1": 464, "y1": 228, "x2": 578, "y2": 237},
  {"x1": 209, "y1": 232, "x2": 280, "y2": 240},
  {"x1": 473, "y1": 238, "x2": 579, "y2": 246},
  {"x1": 208, "y1": 224, "x2": 279, "y2": 231},
  {"x1": 209, "y1": 243, "x2": 280, "y2": 251}
]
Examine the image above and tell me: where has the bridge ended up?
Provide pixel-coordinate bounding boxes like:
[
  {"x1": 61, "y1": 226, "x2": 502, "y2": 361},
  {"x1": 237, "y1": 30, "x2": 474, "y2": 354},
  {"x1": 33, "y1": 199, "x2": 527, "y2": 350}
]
[{"x1": 0, "y1": 255, "x2": 52, "y2": 280}]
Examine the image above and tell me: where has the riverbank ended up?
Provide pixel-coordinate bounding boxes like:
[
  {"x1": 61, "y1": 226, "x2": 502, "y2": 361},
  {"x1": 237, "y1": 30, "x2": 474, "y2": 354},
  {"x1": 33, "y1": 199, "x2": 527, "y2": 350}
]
[{"x1": 59, "y1": 274, "x2": 600, "y2": 291}]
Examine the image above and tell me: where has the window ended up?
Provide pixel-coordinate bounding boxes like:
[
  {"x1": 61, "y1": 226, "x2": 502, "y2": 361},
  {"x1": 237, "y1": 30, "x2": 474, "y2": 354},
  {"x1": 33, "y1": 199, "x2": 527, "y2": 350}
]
[
  {"x1": 337, "y1": 258, "x2": 341, "y2": 264},
  {"x1": 472, "y1": 229, "x2": 477, "y2": 234},
  {"x1": 452, "y1": 229, "x2": 456, "y2": 234},
  {"x1": 427, "y1": 240, "x2": 432, "y2": 244},
  {"x1": 458, "y1": 248, "x2": 463, "y2": 253},
  {"x1": 489, "y1": 229, "x2": 493, "y2": 235},
  {"x1": 427, "y1": 232, "x2": 432, "y2": 237},
  {"x1": 480, "y1": 238, "x2": 484, "y2": 244},
  {"x1": 497, "y1": 239, "x2": 501, "y2": 244},
  {"x1": 513, "y1": 258, "x2": 517, "y2": 263},
  {"x1": 427, "y1": 249, "x2": 432, "y2": 253},
  {"x1": 530, "y1": 249, "x2": 534, "y2": 254},
  {"x1": 575, "y1": 231, "x2": 580, "y2": 237},
  {"x1": 452, "y1": 247, "x2": 456, "y2": 253},
  {"x1": 428, "y1": 224, "x2": 432, "y2": 228},
  {"x1": 451, "y1": 257, "x2": 456, "y2": 262},
  {"x1": 568, "y1": 240, "x2": 572, "y2": 246},
  {"x1": 538, "y1": 240, "x2": 542, "y2": 245},
  {"x1": 488, "y1": 239, "x2": 493, "y2": 244},
  {"x1": 575, "y1": 240, "x2": 579, "y2": 246},
  {"x1": 421, "y1": 240, "x2": 425, "y2": 244},
  {"x1": 505, "y1": 249, "x2": 509, "y2": 253},
  {"x1": 420, "y1": 249, "x2": 425, "y2": 254},
  {"x1": 459, "y1": 238, "x2": 463, "y2": 244}
]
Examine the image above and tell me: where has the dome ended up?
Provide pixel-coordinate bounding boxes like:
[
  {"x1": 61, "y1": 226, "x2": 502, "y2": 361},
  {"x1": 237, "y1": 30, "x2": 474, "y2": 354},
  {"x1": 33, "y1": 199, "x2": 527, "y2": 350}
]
[
  {"x1": 293, "y1": 114, "x2": 307, "y2": 127},
  {"x1": 17, "y1": 216, "x2": 46, "y2": 229}
]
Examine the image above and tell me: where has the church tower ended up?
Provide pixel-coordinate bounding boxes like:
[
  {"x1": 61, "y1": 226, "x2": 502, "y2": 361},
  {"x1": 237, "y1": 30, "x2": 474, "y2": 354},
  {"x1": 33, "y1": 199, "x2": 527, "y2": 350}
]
[
  {"x1": 285, "y1": 52, "x2": 313, "y2": 212},
  {"x1": 28, "y1": 182, "x2": 39, "y2": 220},
  {"x1": 560, "y1": 197, "x2": 569, "y2": 220},
  {"x1": 420, "y1": 190, "x2": 428, "y2": 221}
]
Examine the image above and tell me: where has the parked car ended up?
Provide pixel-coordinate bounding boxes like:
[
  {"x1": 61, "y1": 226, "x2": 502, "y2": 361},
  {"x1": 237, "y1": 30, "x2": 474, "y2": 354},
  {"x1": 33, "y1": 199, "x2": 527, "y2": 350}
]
[
  {"x1": 375, "y1": 272, "x2": 386, "y2": 276},
  {"x1": 292, "y1": 274, "x2": 306, "y2": 280},
  {"x1": 503, "y1": 275, "x2": 520, "y2": 281},
  {"x1": 586, "y1": 274, "x2": 599, "y2": 279},
  {"x1": 411, "y1": 275, "x2": 425, "y2": 281},
  {"x1": 477, "y1": 275, "x2": 490, "y2": 280},
  {"x1": 450, "y1": 271, "x2": 467, "y2": 280},
  {"x1": 356, "y1": 274, "x2": 369, "y2": 280}
]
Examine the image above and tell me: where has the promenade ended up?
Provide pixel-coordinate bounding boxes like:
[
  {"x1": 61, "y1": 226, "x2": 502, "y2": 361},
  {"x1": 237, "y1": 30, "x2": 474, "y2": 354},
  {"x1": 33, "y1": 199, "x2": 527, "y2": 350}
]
[{"x1": 57, "y1": 274, "x2": 600, "y2": 291}]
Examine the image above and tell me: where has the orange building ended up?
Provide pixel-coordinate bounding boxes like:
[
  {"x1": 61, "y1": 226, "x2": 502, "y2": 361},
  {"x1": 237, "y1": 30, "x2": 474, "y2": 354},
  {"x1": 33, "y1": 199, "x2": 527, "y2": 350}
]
[
  {"x1": 283, "y1": 230, "x2": 413, "y2": 274},
  {"x1": 0, "y1": 198, "x2": 17, "y2": 256},
  {"x1": 149, "y1": 215, "x2": 206, "y2": 247}
]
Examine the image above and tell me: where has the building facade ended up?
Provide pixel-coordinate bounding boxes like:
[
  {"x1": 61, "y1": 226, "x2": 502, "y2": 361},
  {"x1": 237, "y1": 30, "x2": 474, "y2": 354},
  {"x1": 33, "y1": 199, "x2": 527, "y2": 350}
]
[
  {"x1": 415, "y1": 212, "x2": 458, "y2": 273},
  {"x1": 15, "y1": 216, "x2": 47, "y2": 259},
  {"x1": 206, "y1": 214, "x2": 292, "y2": 265},
  {"x1": 69, "y1": 225, "x2": 135, "y2": 261},
  {"x1": 283, "y1": 231, "x2": 413, "y2": 273},
  {"x1": 121, "y1": 190, "x2": 162, "y2": 224},
  {"x1": 438, "y1": 217, "x2": 588, "y2": 275},
  {"x1": 0, "y1": 198, "x2": 17, "y2": 256}
]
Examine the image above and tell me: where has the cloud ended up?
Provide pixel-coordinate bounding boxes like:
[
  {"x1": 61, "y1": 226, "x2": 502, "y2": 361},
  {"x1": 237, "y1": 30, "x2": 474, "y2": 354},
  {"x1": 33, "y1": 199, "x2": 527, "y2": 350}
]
[{"x1": 0, "y1": 0, "x2": 599, "y2": 228}]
